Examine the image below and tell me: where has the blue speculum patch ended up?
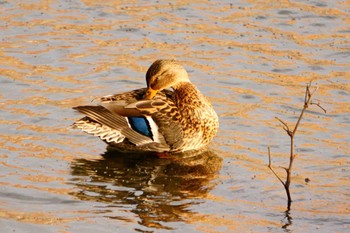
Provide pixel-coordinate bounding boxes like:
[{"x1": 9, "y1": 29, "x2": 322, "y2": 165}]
[{"x1": 128, "y1": 116, "x2": 153, "y2": 138}]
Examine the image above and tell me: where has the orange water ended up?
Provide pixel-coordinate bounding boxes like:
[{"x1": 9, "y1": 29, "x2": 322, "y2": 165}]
[{"x1": 0, "y1": 1, "x2": 349, "y2": 232}]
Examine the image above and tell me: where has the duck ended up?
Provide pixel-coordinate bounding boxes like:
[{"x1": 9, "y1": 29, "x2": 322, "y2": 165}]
[{"x1": 72, "y1": 59, "x2": 219, "y2": 153}]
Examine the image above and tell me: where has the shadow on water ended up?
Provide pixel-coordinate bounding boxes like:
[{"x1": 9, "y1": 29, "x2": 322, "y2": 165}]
[{"x1": 69, "y1": 149, "x2": 222, "y2": 230}]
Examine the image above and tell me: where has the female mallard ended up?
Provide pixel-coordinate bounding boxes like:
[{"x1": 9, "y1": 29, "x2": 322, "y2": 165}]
[{"x1": 73, "y1": 59, "x2": 218, "y2": 153}]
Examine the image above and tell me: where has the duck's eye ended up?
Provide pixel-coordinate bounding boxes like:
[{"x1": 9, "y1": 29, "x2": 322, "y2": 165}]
[{"x1": 153, "y1": 76, "x2": 159, "y2": 83}]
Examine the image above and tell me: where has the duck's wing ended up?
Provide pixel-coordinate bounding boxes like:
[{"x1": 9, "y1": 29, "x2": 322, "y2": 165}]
[
  {"x1": 73, "y1": 105, "x2": 155, "y2": 146},
  {"x1": 73, "y1": 89, "x2": 184, "y2": 151},
  {"x1": 124, "y1": 96, "x2": 184, "y2": 150}
]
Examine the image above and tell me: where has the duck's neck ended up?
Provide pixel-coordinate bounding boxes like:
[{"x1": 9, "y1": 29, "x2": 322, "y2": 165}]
[
  {"x1": 172, "y1": 81, "x2": 191, "y2": 90},
  {"x1": 173, "y1": 82, "x2": 204, "y2": 107}
]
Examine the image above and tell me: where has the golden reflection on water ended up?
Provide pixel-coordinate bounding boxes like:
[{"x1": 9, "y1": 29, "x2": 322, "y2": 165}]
[
  {"x1": 69, "y1": 150, "x2": 222, "y2": 229},
  {"x1": 0, "y1": 0, "x2": 349, "y2": 232}
]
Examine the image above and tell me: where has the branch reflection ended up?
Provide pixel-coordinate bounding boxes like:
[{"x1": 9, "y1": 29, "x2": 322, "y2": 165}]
[{"x1": 69, "y1": 149, "x2": 222, "y2": 230}]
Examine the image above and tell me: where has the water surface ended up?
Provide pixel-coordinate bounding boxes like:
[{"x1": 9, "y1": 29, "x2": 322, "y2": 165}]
[{"x1": 0, "y1": 0, "x2": 349, "y2": 232}]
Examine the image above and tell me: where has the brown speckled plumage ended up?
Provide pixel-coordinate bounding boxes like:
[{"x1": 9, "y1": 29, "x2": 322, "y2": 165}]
[{"x1": 73, "y1": 59, "x2": 219, "y2": 153}]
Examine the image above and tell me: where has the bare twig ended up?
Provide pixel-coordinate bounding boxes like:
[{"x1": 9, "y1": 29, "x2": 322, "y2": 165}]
[
  {"x1": 275, "y1": 117, "x2": 291, "y2": 135},
  {"x1": 267, "y1": 146, "x2": 285, "y2": 186},
  {"x1": 311, "y1": 100, "x2": 327, "y2": 113},
  {"x1": 267, "y1": 81, "x2": 325, "y2": 210},
  {"x1": 293, "y1": 82, "x2": 315, "y2": 135}
]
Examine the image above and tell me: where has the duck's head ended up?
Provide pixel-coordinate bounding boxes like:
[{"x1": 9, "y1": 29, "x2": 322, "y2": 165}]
[{"x1": 144, "y1": 59, "x2": 190, "y2": 99}]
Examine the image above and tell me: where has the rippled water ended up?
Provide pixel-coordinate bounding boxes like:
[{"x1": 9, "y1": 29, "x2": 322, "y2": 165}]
[{"x1": 0, "y1": 1, "x2": 349, "y2": 232}]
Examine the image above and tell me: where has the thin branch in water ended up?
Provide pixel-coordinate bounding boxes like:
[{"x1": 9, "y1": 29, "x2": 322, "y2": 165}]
[{"x1": 267, "y1": 82, "x2": 325, "y2": 211}]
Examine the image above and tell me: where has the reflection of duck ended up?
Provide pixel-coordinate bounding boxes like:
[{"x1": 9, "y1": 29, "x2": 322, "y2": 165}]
[
  {"x1": 73, "y1": 59, "x2": 218, "y2": 153},
  {"x1": 69, "y1": 149, "x2": 222, "y2": 230}
]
